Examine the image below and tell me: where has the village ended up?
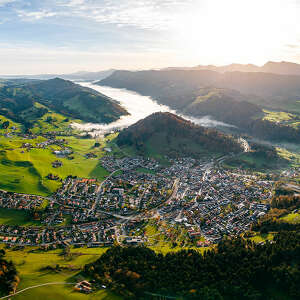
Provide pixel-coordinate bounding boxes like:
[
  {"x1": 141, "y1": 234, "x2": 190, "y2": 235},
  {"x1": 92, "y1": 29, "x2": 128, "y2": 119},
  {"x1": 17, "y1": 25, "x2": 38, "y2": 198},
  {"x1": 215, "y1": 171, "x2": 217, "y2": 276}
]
[{"x1": 0, "y1": 153, "x2": 280, "y2": 249}]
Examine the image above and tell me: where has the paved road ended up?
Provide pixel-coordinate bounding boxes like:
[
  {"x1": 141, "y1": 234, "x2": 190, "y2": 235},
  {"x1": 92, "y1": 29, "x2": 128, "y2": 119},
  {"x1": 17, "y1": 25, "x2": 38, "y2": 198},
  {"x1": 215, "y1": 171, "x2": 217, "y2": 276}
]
[
  {"x1": 0, "y1": 282, "x2": 75, "y2": 299},
  {"x1": 88, "y1": 169, "x2": 121, "y2": 216}
]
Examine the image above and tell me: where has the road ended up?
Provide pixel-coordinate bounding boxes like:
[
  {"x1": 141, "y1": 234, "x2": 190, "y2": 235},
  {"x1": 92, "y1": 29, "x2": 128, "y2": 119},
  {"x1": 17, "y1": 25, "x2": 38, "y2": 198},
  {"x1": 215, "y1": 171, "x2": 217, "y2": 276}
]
[
  {"x1": 87, "y1": 169, "x2": 121, "y2": 216},
  {"x1": 0, "y1": 282, "x2": 75, "y2": 299},
  {"x1": 110, "y1": 177, "x2": 179, "y2": 243}
]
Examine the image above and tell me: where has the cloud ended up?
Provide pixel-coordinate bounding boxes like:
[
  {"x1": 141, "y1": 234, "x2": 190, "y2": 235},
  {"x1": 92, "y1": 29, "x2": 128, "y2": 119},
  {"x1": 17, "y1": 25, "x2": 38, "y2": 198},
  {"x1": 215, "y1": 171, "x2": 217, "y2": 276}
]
[
  {"x1": 0, "y1": 0, "x2": 16, "y2": 6},
  {"x1": 17, "y1": 9, "x2": 58, "y2": 20},
  {"x1": 8, "y1": 0, "x2": 194, "y2": 30},
  {"x1": 64, "y1": 0, "x2": 86, "y2": 6},
  {"x1": 56, "y1": 0, "x2": 195, "y2": 30}
]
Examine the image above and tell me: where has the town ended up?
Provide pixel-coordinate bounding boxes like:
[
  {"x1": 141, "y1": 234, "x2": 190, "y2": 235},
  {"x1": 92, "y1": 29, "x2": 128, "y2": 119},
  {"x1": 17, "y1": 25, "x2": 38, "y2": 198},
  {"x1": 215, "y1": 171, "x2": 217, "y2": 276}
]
[{"x1": 0, "y1": 154, "x2": 279, "y2": 249}]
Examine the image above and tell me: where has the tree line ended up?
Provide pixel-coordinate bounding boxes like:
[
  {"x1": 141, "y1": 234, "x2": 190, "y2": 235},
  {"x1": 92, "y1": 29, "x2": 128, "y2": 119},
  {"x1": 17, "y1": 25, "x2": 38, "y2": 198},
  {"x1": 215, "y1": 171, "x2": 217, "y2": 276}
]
[
  {"x1": 0, "y1": 250, "x2": 19, "y2": 296},
  {"x1": 84, "y1": 230, "x2": 300, "y2": 299}
]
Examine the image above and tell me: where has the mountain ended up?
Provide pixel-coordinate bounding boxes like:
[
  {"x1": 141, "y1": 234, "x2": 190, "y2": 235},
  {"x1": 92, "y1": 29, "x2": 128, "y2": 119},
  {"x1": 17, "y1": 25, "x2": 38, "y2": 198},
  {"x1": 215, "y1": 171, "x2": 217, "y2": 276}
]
[
  {"x1": 181, "y1": 87, "x2": 262, "y2": 127},
  {"x1": 100, "y1": 69, "x2": 300, "y2": 101},
  {"x1": 164, "y1": 63, "x2": 260, "y2": 73},
  {"x1": 0, "y1": 78, "x2": 41, "y2": 87},
  {"x1": 98, "y1": 70, "x2": 264, "y2": 126},
  {"x1": 100, "y1": 70, "x2": 300, "y2": 142},
  {"x1": 164, "y1": 61, "x2": 300, "y2": 76},
  {"x1": 0, "y1": 78, "x2": 128, "y2": 125},
  {"x1": 116, "y1": 112, "x2": 242, "y2": 158},
  {"x1": 0, "y1": 69, "x2": 115, "y2": 82}
]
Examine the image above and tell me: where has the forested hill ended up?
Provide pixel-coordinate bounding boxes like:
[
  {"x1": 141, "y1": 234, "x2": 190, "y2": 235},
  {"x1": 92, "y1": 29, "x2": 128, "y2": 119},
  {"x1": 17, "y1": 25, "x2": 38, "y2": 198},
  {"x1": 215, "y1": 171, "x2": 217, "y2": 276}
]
[
  {"x1": 84, "y1": 231, "x2": 300, "y2": 299},
  {"x1": 116, "y1": 112, "x2": 242, "y2": 157},
  {"x1": 0, "y1": 78, "x2": 128, "y2": 125}
]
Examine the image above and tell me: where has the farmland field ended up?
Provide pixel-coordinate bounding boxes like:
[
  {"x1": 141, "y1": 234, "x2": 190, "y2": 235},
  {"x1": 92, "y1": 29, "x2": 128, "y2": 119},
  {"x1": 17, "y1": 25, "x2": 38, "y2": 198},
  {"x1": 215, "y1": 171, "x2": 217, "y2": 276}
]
[{"x1": 1, "y1": 246, "x2": 121, "y2": 300}]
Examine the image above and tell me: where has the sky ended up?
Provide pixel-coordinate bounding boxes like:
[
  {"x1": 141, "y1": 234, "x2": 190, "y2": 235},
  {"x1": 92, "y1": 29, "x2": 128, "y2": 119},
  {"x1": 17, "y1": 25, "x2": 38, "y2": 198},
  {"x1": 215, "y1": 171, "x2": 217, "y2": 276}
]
[{"x1": 0, "y1": 0, "x2": 300, "y2": 74}]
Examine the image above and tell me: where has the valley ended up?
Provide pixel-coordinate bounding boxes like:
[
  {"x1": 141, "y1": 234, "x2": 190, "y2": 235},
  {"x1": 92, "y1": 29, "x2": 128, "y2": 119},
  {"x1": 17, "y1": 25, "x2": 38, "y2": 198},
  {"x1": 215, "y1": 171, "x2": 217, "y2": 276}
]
[{"x1": 0, "y1": 76, "x2": 298, "y2": 300}]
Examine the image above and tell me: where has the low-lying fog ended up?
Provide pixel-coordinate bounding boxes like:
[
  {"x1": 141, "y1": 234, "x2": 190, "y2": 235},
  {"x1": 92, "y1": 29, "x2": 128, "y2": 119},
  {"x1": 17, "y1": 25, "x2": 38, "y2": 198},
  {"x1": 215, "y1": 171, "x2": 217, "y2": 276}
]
[{"x1": 72, "y1": 82, "x2": 233, "y2": 137}]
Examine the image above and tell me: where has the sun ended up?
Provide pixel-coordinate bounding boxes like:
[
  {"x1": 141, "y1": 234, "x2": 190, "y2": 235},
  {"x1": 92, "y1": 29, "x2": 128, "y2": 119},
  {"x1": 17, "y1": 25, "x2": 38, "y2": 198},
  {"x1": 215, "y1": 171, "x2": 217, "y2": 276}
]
[{"x1": 169, "y1": 0, "x2": 300, "y2": 65}]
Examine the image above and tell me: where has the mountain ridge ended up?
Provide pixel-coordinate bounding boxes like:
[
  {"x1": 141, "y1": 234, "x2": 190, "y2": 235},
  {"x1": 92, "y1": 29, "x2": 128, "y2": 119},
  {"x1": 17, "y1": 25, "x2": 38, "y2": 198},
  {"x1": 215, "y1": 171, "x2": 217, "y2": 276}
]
[
  {"x1": 163, "y1": 61, "x2": 300, "y2": 75},
  {"x1": 0, "y1": 69, "x2": 115, "y2": 82},
  {"x1": 0, "y1": 77, "x2": 128, "y2": 126}
]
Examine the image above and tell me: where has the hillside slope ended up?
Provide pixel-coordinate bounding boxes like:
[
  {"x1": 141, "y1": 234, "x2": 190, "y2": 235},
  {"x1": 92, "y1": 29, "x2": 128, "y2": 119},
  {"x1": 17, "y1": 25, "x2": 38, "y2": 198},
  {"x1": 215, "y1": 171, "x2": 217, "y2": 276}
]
[
  {"x1": 116, "y1": 112, "x2": 242, "y2": 158},
  {"x1": 0, "y1": 78, "x2": 128, "y2": 125}
]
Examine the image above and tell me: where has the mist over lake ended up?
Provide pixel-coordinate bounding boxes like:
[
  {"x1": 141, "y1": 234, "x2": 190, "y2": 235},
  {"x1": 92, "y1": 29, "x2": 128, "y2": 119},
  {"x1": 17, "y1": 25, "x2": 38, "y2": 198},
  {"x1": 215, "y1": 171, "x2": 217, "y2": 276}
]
[{"x1": 72, "y1": 82, "x2": 233, "y2": 136}]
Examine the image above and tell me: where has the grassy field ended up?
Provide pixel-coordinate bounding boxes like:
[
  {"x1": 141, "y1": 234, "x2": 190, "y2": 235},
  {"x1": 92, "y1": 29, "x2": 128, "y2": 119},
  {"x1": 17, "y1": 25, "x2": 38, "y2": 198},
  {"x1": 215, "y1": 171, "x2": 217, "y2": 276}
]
[
  {"x1": 223, "y1": 151, "x2": 288, "y2": 170},
  {"x1": 277, "y1": 147, "x2": 300, "y2": 167},
  {"x1": 0, "y1": 208, "x2": 42, "y2": 227},
  {"x1": 0, "y1": 115, "x2": 22, "y2": 132},
  {"x1": 262, "y1": 110, "x2": 296, "y2": 123},
  {"x1": 136, "y1": 167, "x2": 157, "y2": 174},
  {"x1": 141, "y1": 221, "x2": 211, "y2": 255},
  {"x1": 0, "y1": 243, "x2": 211, "y2": 299},
  {"x1": 250, "y1": 233, "x2": 275, "y2": 243},
  {"x1": 0, "y1": 135, "x2": 109, "y2": 196},
  {"x1": 280, "y1": 212, "x2": 300, "y2": 224},
  {"x1": 0, "y1": 109, "x2": 121, "y2": 196},
  {"x1": 1, "y1": 246, "x2": 122, "y2": 300}
]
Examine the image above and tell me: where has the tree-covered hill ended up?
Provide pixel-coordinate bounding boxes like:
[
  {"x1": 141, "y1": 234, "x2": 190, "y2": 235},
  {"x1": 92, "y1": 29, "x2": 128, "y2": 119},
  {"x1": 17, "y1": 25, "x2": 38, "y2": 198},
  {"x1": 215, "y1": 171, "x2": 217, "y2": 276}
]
[
  {"x1": 0, "y1": 78, "x2": 128, "y2": 126},
  {"x1": 84, "y1": 230, "x2": 300, "y2": 299},
  {"x1": 116, "y1": 112, "x2": 242, "y2": 158}
]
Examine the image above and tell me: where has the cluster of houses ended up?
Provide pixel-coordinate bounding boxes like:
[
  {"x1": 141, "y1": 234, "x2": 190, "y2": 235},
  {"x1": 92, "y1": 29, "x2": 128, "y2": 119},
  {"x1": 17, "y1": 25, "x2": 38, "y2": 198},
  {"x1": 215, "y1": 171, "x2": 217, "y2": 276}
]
[
  {"x1": 74, "y1": 281, "x2": 92, "y2": 293},
  {"x1": 0, "y1": 154, "x2": 279, "y2": 248},
  {"x1": 21, "y1": 137, "x2": 67, "y2": 150},
  {"x1": 37, "y1": 138, "x2": 67, "y2": 149},
  {"x1": 100, "y1": 156, "x2": 160, "y2": 172},
  {"x1": 0, "y1": 220, "x2": 115, "y2": 248},
  {"x1": 0, "y1": 190, "x2": 44, "y2": 211},
  {"x1": 51, "y1": 177, "x2": 100, "y2": 223},
  {"x1": 156, "y1": 158, "x2": 273, "y2": 243},
  {"x1": 98, "y1": 171, "x2": 173, "y2": 214}
]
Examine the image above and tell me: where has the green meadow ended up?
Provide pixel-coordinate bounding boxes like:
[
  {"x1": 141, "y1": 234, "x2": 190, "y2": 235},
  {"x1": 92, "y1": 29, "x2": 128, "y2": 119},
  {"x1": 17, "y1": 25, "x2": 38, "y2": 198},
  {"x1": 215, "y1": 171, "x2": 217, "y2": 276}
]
[
  {"x1": 0, "y1": 208, "x2": 42, "y2": 227},
  {"x1": 280, "y1": 212, "x2": 300, "y2": 224},
  {"x1": 1, "y1": 246, "x2": 121, "y2": 300},
  {"x1": 0, "y1": 135, "x2": 109, "y2": 196}
]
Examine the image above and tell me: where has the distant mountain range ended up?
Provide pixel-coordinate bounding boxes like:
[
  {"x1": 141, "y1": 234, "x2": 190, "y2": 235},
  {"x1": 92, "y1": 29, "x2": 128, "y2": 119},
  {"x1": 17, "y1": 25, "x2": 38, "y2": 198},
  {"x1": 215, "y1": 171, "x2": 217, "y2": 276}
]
[
  {"x1": 0, "y1": 69, "x2": 115, "y2": 82},
  {"x1": 116, "y1": 112, "x2": 242, "y2": 158},
  {"x1": 164, "y1": 61, "x2": 300, "y2": 76},
  {"x1": 99, "y1": 69, "x2": 300, "y2": 102},
  {"x1": 0, "y1": 78, "x2": 128, "y2": 126}
]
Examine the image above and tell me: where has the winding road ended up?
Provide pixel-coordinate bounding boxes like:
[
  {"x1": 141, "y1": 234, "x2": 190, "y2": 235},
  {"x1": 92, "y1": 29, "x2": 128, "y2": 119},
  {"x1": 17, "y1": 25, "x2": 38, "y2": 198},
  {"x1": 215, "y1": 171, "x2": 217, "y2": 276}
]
[{"x1": 0, "y1": 282, "x2": 75, "y2": 299}]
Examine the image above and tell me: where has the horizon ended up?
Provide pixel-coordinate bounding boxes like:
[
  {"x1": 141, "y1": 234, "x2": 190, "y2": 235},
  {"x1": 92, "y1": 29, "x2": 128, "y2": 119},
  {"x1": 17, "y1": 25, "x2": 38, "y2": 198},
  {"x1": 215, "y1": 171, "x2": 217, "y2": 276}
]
[
  {"x1": 1, "y1": 59, "x2": 300, "y2": 77},
  {"x1": 0, "y1": 0, "x2": 299, "y2": 75}
]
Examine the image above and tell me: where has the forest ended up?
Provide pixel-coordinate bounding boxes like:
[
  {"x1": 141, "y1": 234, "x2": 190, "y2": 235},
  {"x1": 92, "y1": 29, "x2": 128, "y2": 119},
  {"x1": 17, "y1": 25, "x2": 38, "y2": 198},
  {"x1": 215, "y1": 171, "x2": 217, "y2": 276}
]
[
  {"x1": 84, "y1": 231, "x2": 300, "y2": 299},
  {"x1": 0, "y1": 249, "x2": 19, "y2": 296},
  {"x1": 0, "y1": 78, "x2": 128, "y2": 126},
  {"x1": 117, "y1": 112, "x2": 242, "y2": 157},
  {"x1": 252, "y1": 194, "x2": 300, "y2": 233}
]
